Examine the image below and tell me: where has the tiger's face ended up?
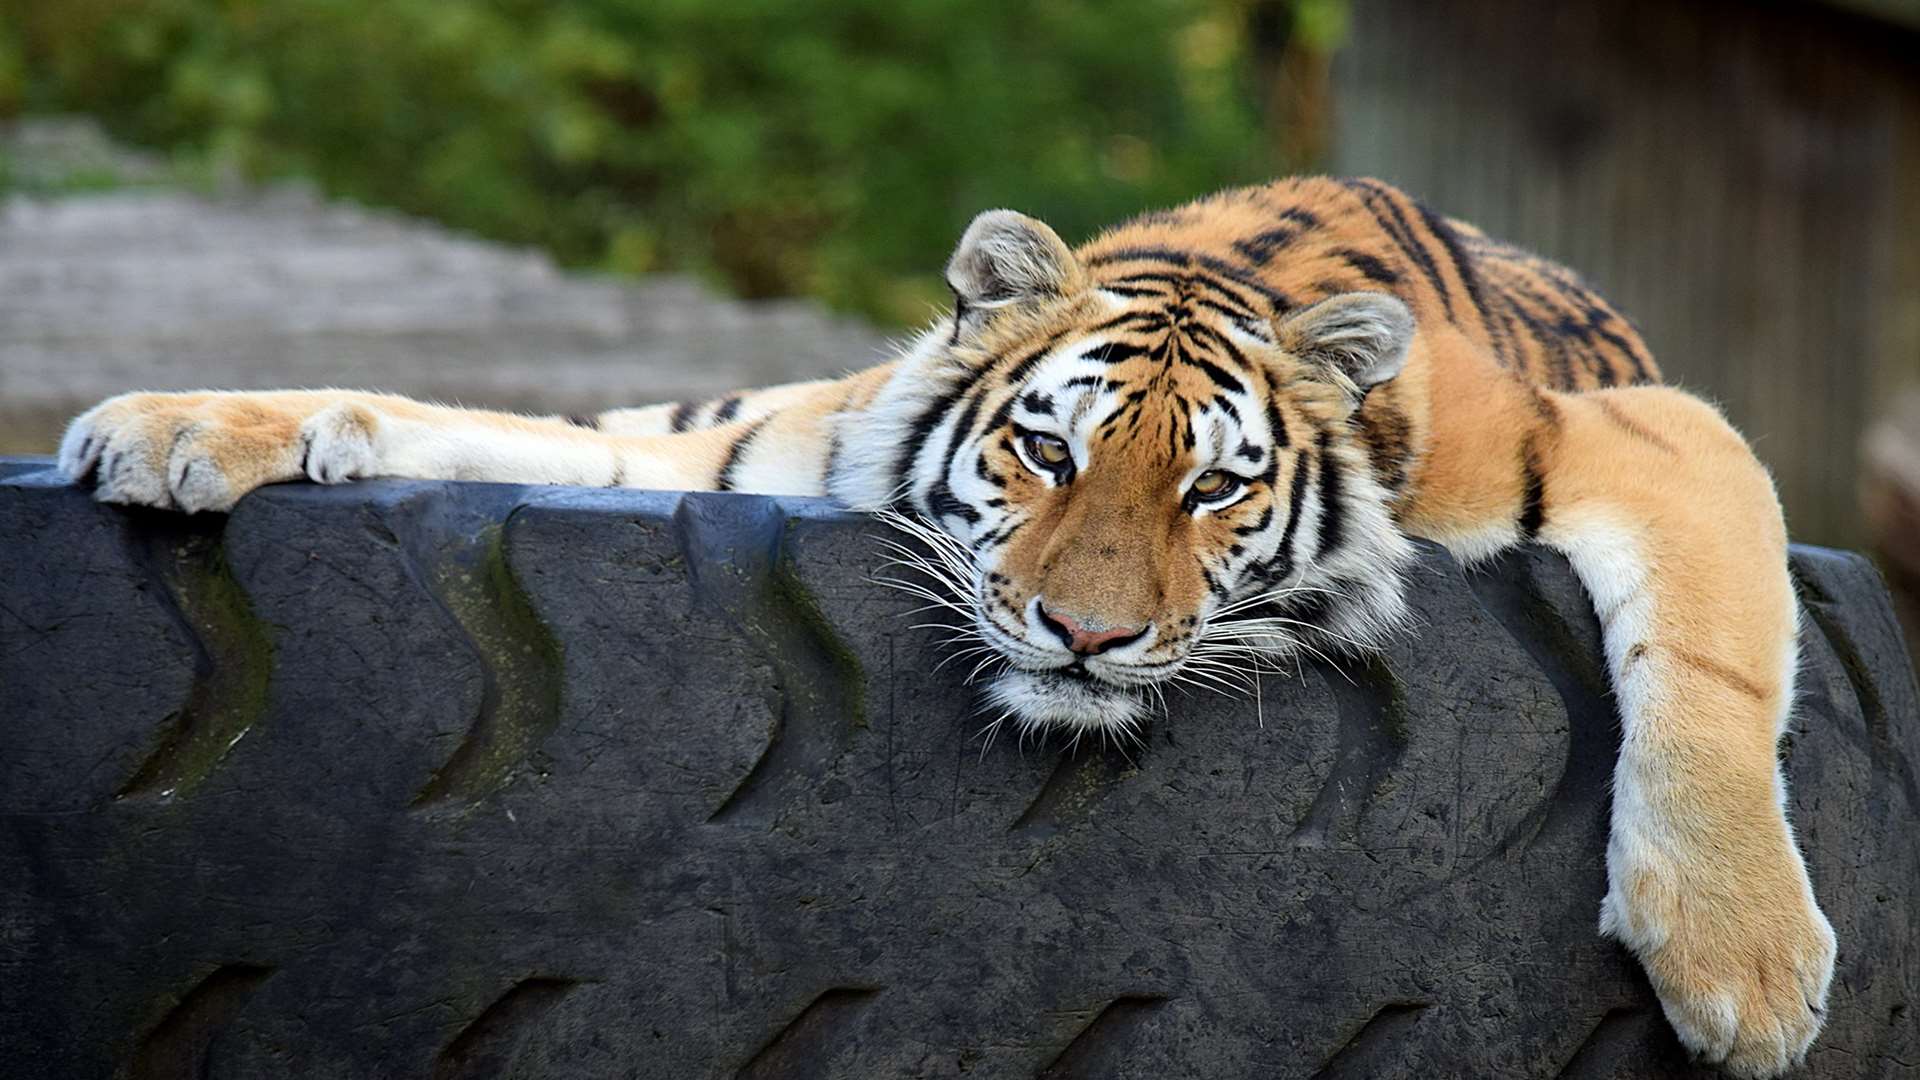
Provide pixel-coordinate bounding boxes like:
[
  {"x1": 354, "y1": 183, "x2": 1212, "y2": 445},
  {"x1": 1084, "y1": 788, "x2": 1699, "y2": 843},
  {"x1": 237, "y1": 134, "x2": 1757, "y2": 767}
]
[{"x1": 837, "y1": 209, "x2": 1420, "y2": 738}]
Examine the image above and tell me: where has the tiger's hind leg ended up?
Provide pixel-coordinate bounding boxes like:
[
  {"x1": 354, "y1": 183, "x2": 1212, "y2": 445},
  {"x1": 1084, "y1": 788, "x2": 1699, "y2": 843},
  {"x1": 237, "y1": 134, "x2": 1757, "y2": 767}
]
[{"x1": 1533, "y1": 387, "x2": 1834, "y2": 1078}]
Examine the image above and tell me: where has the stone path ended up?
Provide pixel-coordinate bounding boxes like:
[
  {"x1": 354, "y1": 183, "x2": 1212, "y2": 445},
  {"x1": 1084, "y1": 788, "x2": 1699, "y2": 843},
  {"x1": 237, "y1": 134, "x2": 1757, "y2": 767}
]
[{"x1": 0, "y1": 129, "x2": 888, "y2": 452}]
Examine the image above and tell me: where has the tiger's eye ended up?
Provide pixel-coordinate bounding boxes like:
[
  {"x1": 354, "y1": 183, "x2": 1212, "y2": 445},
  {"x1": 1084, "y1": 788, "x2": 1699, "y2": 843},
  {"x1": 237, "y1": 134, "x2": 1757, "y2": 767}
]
[
  {"x1": 1025, "y1": 433, "x2": 1071, "y2": 466},
  {"x1": 1191, "y1": 470, "x2": 1239, "y2": 499}
]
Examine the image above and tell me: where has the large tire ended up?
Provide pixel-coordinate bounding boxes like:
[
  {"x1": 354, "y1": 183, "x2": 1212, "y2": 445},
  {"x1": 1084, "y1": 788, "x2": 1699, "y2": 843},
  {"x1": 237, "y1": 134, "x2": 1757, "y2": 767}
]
[{"x1": 2, "y1": 457, "x2": 1915, "y2": 1079}]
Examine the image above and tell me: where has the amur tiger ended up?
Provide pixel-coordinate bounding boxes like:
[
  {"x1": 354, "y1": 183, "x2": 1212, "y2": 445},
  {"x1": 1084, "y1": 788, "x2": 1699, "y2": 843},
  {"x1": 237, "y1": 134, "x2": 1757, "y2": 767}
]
[{"x1": 59, "y1": 177, "x2": 1834, "y2": 1077}]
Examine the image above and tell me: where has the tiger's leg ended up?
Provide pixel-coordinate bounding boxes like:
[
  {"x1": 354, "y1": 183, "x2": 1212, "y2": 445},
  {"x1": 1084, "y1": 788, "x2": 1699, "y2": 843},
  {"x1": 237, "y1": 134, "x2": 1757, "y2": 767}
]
[
  {"x1": 589, "y1": 376, "x2": 847, "y2": 436},
  {"x1": 1528, "y1": 387, "x2": 1834, "y2": 1077},
  {"x1": 59, "y1": 376, "x2": 878, "y2": 512}
]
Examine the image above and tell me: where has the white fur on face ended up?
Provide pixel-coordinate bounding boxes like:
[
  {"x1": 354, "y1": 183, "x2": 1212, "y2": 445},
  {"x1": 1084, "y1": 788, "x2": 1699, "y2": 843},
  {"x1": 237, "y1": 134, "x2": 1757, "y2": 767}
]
[{"x1": 982, "y1": 670, "x2": 1152, "y2": 743}]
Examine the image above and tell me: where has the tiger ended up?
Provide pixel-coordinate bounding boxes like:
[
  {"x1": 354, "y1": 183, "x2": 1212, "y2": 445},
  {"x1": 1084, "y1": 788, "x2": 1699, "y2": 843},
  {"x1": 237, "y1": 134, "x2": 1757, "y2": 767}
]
[{"x1": 59, "y1": 176, "x2": 1834, "y2": 1077}]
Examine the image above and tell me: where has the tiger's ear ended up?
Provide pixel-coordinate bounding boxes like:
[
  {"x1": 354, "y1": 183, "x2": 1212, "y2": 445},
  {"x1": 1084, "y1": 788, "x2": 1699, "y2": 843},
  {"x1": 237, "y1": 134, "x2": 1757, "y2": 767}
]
[
  {"x1": 946, "y1": 210, "x2": 1085, "y2": 334},
  {"x1": 1276, "y1": 292, "x2": 1415, "y2": 400}
]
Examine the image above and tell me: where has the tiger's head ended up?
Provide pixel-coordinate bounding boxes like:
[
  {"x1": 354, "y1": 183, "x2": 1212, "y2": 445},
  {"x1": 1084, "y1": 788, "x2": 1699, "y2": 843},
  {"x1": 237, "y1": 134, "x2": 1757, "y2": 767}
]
[{"x1": 834, "y1": 207, "x2": 1422, "y2": 738}]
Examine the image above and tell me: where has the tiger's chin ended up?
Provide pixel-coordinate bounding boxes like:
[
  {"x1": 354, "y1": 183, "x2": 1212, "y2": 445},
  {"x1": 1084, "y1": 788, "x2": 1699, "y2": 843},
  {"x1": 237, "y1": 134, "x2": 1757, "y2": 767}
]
[{"x1": 983, "y1": 668, "x2": 1151, "y2": 736}]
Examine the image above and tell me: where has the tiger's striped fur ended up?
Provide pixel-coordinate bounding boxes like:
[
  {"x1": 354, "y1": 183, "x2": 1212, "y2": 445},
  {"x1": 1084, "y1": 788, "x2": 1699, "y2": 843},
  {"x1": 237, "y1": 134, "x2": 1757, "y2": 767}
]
[{"x1": 60, "y1": 177, "x2": 1833, "y2": 1077}]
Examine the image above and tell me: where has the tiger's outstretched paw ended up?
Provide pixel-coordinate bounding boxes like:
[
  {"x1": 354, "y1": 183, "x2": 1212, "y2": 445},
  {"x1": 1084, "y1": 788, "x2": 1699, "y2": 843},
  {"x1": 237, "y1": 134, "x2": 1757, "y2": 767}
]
[
  {"x1": 1602, "y1": 839, "x2": 1836, "y2": 1078},
  {"x1": 59, "y1": 392, "x2": 380, "y2": 513}
]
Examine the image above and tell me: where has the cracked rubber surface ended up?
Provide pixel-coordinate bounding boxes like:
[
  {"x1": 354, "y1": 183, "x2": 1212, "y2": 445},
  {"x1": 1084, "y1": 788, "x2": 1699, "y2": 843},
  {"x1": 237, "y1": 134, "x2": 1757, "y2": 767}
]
[{"x1": 1, "y1": 456, "x2": 1916, "y2": 1079}]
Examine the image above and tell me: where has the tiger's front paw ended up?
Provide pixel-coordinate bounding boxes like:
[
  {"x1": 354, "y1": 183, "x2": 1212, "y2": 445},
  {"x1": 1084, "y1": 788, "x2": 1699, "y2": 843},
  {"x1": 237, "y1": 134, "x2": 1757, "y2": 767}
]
[
  {"x1": 1601, "y1": 835, "x2": 1836, "y2": 1078},
  {"x1": 59, "y1": 392, "x2": 381, "y2": 513}
]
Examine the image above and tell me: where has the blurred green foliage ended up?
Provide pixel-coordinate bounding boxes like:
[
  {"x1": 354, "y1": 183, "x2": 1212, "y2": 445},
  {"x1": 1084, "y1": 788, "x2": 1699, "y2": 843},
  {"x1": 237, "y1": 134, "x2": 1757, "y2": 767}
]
[{"x1": 0, "y1": 0, "x2": 1288, "y2": 323}]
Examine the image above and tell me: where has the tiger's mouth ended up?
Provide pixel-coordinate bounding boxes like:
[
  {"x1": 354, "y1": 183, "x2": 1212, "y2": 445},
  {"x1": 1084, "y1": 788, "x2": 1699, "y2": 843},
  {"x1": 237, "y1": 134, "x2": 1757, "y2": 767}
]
[{"x1": 983, "y1": 667, "x2": 1153, "y2": 737}]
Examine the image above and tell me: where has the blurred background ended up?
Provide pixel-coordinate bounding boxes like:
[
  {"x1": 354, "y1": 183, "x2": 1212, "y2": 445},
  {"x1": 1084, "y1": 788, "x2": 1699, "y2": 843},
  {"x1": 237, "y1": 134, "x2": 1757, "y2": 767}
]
[{"x1": 0, "y1": 0, "x2": 1916, "y2": 590}]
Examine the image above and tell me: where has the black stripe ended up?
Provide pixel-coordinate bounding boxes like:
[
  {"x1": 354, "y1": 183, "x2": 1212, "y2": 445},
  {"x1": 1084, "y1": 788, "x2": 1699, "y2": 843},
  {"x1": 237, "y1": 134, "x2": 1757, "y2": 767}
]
[
  {"x1": 1085, "y1": 246, "x2": 1194, "y2": 268},
  {"x1": 1313, "y1": 431, "x2": 1346, "y2": 560},
  {"x1": 1195, "y1": 297, "x2": 1262, "y2": 324},
  {"x1": 930, "y1": 488, "x2": 982, "y2": 526},
  {"x1": 1361, "y1": 399, "x2": 1415, "y2": 494},
  {"x1": 929, "y1": 386, "x2": 994, "y2": 521},
  {"x1": 1180, "y1": 320, "x2": 1250, "y2": 368},
  {"x1": 1276, "y1": 207, "x2": 1322, "y2": 231},
  {"x1": 1103, "y1": 268, "x2": 1275, "y2": 321},
  {"x1": 1414, "y1": 200, "x2": 1499, "y2": 359},
  {"x1": 974, "y1": 517, "x2": 1023, "y2": 551},
  {"x1": 1464, "y1": 237, "x2": 1535, "y2": 368},
  {"x1": 1095, "y1": 406, "x2": 1131, "y2": 436},
  {"x1": 1193, "y1": 254, "x2": 1293, "y2": 311},
  {"x1": 897, "y1": 380, "x2": 975, "y2": 490},
  {"x1": 1085, "y1": 341, "x2": 1152, "y2": 365},
  {"x1": 1232, "y1": 209, "x2": 1319, "y2": 266},
  {"x1": 1528, "y1": 387, "x2": 1562, "y2": 429},
  {"x1": 565, "y1": 413, "x2": 600, "y2": 430},
  {"x1": 1101, "y1": 271, "x2": 1192, "y2": 289},
  {"x1": 1334, "y1": 248, "x2": 1402, "y2": 286},
  {"x1": 1522, "y1": 289, "x2": 1640, "y2": 390},
  {"x1": 1181, "y1": 353, "x2": 1248, "y2": 396},
  {"x1": 1233, "y1": 226, "x2": 1304, "y2": 266},
  {"x1": 1172, "y1": 395, "x2": 1196, "y2": 457},
  {"x1": 1088, "y1": 310, "x2": 1165, "y2": 334},
  {"x1": 1517, "y1": 440, "x2": 1547, "y2": 540},
  {"x1": 712, "y1": 395, "x2": 744, "y2": 425},
  {"x1": 1505, "y1": 288, "x2": 1576, "y2": 389},
  {"x1": 1584, "y1": 314, "x2": 1651, "y2": 384},
  {"x1": 980, "y1": 389, "x2": 1023, "y2": 449},
  {"x1": 1232, "y1": 504, "x2": 1274, "y2": 537},
  {"x1": 1344, "y1": 179, "x2": 1453, "y2": 321},
  {"x1": 823, "y1": 429, "x2": 843, "y2": 491},
  {"x1": 1616, "y1": 320, "x2": 1654, "y2": 385},
  {"x1": 669, "y1": 401, "x2": 697, "y2": 433},
  {"x1": 1355, "y1": 183, "x2": 1449, "y2": 307},
  {"x1": 1003, "y1": 330, "x2": 1072, "y2": 383},
  {"x1": 974, "y1": 453, "x2": 1004, "y2": 487},
  {"x1": 1269, "y1": 453, "x2": 1313, "y2": 582},
  {"x1": 1265, "y1": 399, "x2": 1291, "y2": 449},
  {"x1": 715, "y1": 418, "x2": 770, "y2": 491},
  {"x1": 1091, "y1": 252, "x2": 1289, "y2": 312}
]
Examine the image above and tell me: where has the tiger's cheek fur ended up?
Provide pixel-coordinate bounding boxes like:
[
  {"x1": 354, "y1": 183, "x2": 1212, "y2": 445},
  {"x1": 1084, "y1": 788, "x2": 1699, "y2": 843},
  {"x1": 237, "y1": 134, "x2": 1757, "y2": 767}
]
[
  {"x1": 974, "y1": 457, "x2": 1057, "y2": 631},
  {"x1": 1152, "y1": 513, "x2": 1226, "y2": 656}
]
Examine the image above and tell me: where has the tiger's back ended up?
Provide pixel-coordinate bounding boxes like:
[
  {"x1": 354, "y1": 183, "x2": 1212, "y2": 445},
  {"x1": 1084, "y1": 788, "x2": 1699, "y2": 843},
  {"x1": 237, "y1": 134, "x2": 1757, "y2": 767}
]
[
  {"x1": 1083, "y1": 176, "x2": 1659, "y2": 394},
  {"x1": 616, "y1": 176, "x2": 1659, "y2": 452}
]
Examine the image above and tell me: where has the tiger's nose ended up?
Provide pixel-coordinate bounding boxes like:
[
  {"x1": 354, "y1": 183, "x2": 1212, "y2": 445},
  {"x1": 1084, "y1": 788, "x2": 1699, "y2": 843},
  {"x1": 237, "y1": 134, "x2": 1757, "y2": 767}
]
[{"x1": 1037, "y1": 603, "x2": 1148, "y2": 656}]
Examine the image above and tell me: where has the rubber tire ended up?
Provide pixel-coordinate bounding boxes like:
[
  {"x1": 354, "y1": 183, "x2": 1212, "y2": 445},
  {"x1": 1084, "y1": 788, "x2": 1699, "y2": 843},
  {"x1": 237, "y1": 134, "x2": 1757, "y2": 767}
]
[{"x1": 2, "y1": 458, "x2": 1916, "y2": 1079}]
